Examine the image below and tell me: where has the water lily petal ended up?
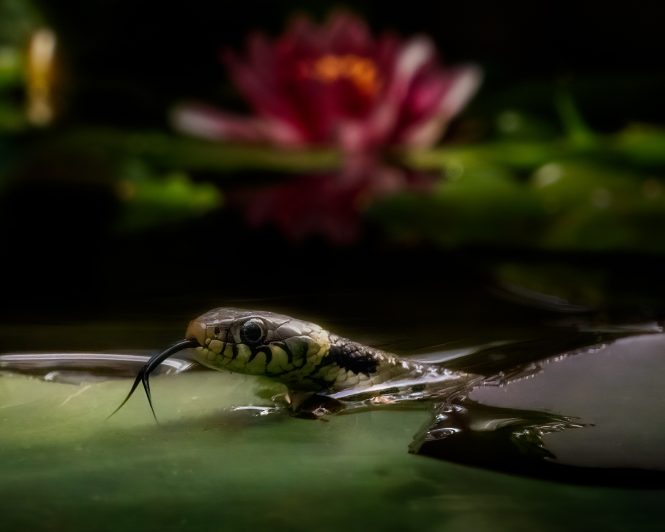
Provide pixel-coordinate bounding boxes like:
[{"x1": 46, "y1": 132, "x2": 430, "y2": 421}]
[
  {"x1": 438, "y1": 65, "x2": 483, "y2": 118},
  {"x1": 325, "y1": 11, "x2": 374, "y2": 52},
  {"x1": 354, "y1": 37, "x2": 437, "y2": 150},
  {"x1": 394, "y1": 37, "x2": 437, "y2": 85},
  {"x1": 400, "y1": 65, "x2": 482, "y2": 147},
  {"x1": 171, "y1": 103, "x2": 305, "y2": 146}
]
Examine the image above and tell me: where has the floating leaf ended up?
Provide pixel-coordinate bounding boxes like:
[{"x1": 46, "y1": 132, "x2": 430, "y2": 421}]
[{"x1": 114, "y1": 161, "x2": 222, "y2": 232}]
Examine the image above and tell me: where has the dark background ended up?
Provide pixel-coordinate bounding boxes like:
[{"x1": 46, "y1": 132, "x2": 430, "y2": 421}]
[
  {"x1": 37, "y1": 0, "x2": 665, "y2": 128},
  {"x1": 2, "y1": 0, "x2": 665, "y2": 323}
]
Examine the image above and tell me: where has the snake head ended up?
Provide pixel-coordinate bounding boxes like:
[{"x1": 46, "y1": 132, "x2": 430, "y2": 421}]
[
  {"x1": 111, "y1": 308, "x2": 331, "y2": 420},
  {"x1": 186, "y1": 308, "x2": 332, "y2": 387}
]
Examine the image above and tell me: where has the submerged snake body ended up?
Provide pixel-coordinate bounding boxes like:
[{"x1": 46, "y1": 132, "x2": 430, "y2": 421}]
[{"x1": 185, "y1": 308, "x2": 469, "y2": 394}]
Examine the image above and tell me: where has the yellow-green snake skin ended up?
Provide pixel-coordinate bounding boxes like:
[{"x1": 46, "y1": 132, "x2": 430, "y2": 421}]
[{"x1": 186, "y1": 308, "x2": 469, "y2": 393}]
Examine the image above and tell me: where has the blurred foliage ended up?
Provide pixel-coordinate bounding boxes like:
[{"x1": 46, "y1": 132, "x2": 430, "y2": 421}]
[
  {"x1": 614, "y1": 125, "x2": 665, "y2": 167},
  {"x1": 0, "y1": 47, "x2": 22, "y2": 88},
  {"x1": 370, "y1": 162, "x2": 546, "y2": 247},
  {"x1": 113, "y1": 160, "x2": 222, "y2": 233},
  {"x1": 53, "y1": 129, "x2": 340, "y2": 174},
  {"x1": 0, "y1": 46, "x2": 25, "y2": 132},
  {"x1": 371, "y1": 117, "x2": 665, "y2": 253},
  {"x1": 0, "y1": 0, "x2": 42, "y2": 44},
  {"x1": 0, "y1": 0, "x2": 39, "y2": 132},
  {"x1": 4, "y1": 116, "x2": 665, "y2": 253}
]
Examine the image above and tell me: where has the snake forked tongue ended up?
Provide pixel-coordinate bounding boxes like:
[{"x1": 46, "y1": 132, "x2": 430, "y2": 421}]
[{"x1": 108, "y1": 338, "x2": 200, "y2": 421}]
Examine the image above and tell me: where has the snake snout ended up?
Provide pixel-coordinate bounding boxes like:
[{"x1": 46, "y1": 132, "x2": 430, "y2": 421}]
[{"x1": 186, "y1": 320, "x2": 207, "y2": 346}]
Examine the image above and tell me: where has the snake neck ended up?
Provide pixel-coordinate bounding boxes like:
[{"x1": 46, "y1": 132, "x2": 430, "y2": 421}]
[{"x1": 303, "y1": 334, "x2": 465, "y2": 392}]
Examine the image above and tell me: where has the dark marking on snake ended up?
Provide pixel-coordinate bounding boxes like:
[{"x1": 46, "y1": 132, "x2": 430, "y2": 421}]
[
  {"x1": 260, "y1": 347, "x2": 272, "y2": 366},
  {"x1": 247, "y1": 346, "x2": 272, "y2": 365},
  {"x1": 307, "y1": 353, "x2": 336, "y2": 378},
  {"x1": 276, "y1": 341, "x2": 294, "y2": 364},
  {"x1": 327, "y1": 339, "x2": 379, "y2": 376}
]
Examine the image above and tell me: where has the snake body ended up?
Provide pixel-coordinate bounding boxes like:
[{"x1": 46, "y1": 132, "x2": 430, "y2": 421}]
[{"x1": 115, "y1": 308, "x2": 473, "y2": 417}]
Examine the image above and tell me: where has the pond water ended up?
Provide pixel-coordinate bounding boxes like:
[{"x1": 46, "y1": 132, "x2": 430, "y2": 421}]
[{"x1": 2, "y1": 262, "x2": 665, "y2": 531}]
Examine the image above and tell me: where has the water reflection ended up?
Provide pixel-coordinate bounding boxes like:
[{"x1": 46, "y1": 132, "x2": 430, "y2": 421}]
[
  {"x1": 412, "y1": 400, "x2": 665, "y2": 488},
  {"x1": 411, "y1": 333, "x2": 665, "y2": 486},
  {"x1": 0, "y1": 352, "x2": 194, "y2": 383}
]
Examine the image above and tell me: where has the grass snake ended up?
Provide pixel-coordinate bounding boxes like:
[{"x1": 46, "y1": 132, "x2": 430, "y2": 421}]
[{"x1": 113, "y1": 307, "x2": 475, "y2": 418}]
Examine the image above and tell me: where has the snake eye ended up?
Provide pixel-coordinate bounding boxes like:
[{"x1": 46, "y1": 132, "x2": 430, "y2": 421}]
[{"x1": 240, "y1": 319, "x2": 266, "y2": 345}]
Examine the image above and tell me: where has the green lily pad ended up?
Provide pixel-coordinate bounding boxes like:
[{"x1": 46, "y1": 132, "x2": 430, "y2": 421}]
[
  {"x1": 370, "y1": 164, "x2": 544, "y2": 246},
  {"x1": 2, "y1": 361, "x2": 665, "y2": 531},
  {"x1": 113, "y1": 162, "x2": 222, "y2": 232},
  {"x1": 531, "y1": 161, "x2": 665, "y2": 252},
  {"x1": 614, "y1": 125, "x2": 665, "y2": 167}
]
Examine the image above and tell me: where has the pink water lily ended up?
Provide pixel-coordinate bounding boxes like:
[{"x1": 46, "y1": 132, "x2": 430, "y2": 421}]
[
  {"x1": 173, "y1": 12, "x2": 481, "y2": 242},
  {"x1": 173, "y1": 12, "x2": 481, "y2": 153}
]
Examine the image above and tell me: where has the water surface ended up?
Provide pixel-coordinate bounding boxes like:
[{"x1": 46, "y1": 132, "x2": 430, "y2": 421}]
[{"x1": 2, "y1": 277, "x2": 665, "y2": 531}]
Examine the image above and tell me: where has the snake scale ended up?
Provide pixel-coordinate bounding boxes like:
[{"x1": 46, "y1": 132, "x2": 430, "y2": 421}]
[{"x1": 114, "y1": 308, "x2": 475, "y2": 417}]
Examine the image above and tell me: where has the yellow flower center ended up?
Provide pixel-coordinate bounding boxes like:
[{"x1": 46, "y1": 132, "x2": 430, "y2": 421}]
[{"x1": 301, "y1": 54, "x2": 381, "y2": 96}]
